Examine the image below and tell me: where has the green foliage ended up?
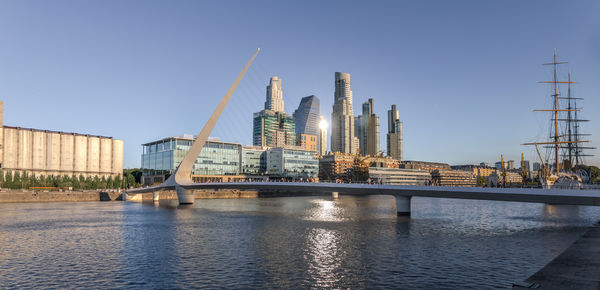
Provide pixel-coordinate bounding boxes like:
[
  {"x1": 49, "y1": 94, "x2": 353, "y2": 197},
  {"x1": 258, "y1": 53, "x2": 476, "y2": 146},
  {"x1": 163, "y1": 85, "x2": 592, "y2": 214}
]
[
  {"x1": 574, "y1": 165, "x2": 600, "y2": 184},
  {"x1": 0, "y1": 171, "x2": 124, "y2": 190},
  {"x1": 123, "y1": 168, "x2": 143, "y2": 184},
  {"x1": 477, "y1": 175, "x2": 487, "y2": 186}
]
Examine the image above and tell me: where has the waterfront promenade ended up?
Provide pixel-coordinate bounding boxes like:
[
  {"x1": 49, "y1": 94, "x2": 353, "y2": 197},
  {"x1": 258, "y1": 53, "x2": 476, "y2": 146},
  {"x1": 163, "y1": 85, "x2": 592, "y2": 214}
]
[{"x1": 513, "y1": 224, "x2": 600, "y2": 289}]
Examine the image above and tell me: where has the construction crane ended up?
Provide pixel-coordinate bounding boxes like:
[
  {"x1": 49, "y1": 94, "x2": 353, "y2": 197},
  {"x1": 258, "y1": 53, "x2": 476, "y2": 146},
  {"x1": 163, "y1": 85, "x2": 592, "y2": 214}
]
[
  {"x1": 521, "y1": 153, "x2": 528, "y2": 182},
  {"x1": 501, "y1": 154, "x2": 506, "y2": 187}
]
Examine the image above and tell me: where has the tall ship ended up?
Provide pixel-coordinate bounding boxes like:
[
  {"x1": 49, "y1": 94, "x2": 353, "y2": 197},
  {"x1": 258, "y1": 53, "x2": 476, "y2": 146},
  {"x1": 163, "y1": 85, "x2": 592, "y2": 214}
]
[{"x1": 523, "y1": 50, "x2": 595, "y2": 189}]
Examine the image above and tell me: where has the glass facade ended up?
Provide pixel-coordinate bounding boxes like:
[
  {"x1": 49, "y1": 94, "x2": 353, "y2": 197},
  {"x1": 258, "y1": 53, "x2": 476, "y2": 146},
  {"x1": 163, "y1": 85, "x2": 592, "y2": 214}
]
[
  {"x1": 241, "y1": 147, "x2": 266, "y2": 174},
  {"x1": 267, "y1": 147, "x2": 319, "y2": 179},
  {"x1": 253, "y1": 110, "x2": 296, "y2": 148},
  {"x1": 293, "y1": 95, "x2": 320, "y2": 137},
  {"x1": 141, "y1": 137, "x2": 242, "y2": 176}
]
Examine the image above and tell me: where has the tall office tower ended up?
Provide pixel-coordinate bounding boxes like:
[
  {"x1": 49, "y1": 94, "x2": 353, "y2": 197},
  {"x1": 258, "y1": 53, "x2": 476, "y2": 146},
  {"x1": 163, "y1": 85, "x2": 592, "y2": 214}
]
[
  {"x1": 387, "y1": 104, "x2": 403, "y2": 161},
  {"x1": 293, "y1": 95, "x2": 320, "y2": 152},
  {"x1": 253, "y1": 77, "x2": 295, "y2": 148},
  {"x1": 253, "y1": 110, "x2": 295, "y2": 148},
  {"x1": 356, "y1": 98, "x2": 380, "y2": 156},
  {"x1": 265, "y1": 76, "x2": 284, "y2": 112},
  {"x1": 331, "y1": 72, "x2": 357, "y2": 154},
  {"x1": 318, "y1": 116, "x2": 328, "y2": 156}
]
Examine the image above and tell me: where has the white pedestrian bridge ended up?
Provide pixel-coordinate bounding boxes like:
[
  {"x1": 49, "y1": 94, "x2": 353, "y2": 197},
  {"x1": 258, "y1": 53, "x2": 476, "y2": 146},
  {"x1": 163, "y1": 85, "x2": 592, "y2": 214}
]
[{"x1": 125, "y1": 182, "x2": 600, "y2": 216}]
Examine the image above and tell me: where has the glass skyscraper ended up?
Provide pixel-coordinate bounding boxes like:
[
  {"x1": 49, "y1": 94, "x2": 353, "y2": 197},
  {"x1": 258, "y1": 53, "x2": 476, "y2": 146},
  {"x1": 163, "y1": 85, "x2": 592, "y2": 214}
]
[
  {"x1": 293, "y1": 95, "x2": 320, "y2": 137},
  {"x1": 293, "y1": 95, "x2": 320, "y2": 152}
]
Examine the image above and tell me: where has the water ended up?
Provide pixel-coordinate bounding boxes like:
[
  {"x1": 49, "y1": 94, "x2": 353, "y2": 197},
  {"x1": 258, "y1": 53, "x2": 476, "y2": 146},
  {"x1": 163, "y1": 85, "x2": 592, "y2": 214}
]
[{"x1": 1, "y1": 196, "x2": 599, "y2": 289}]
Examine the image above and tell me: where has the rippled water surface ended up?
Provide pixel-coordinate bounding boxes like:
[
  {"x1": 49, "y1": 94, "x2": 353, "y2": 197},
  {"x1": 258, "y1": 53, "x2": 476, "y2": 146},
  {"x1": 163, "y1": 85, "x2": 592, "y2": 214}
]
[{"x1": 1, "y1": 196, "x2": 599, "y2": 289}]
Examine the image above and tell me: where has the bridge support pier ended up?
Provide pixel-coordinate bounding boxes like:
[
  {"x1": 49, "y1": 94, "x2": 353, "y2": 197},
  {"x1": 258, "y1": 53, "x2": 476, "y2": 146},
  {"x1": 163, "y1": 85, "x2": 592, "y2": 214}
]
[
  {"x1": 176, "y1": 186, "x2": 195, "y2": 204},
  {"x1": 395, "y1": 195, "x2": 411, "y2": 216},
  {"x1": 332, "y1": 191, "x2": 339, "y2": 199},
  {"x1": 152, "y1": 191, "x2": 160, "y2": 202}
]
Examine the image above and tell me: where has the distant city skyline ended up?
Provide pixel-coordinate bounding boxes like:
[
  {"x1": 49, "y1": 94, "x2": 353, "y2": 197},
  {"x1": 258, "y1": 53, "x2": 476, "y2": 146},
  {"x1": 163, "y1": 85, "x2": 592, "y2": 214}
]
[{"x1": 0, "y1": 1, "x2": 598, "y2": 168}]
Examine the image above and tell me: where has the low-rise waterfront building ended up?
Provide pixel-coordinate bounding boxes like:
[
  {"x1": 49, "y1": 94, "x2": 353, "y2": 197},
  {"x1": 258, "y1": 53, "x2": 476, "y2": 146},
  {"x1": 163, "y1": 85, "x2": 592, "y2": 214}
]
[
  {"x1": 368, "y1": 167, "x2": 431, "y2": 185},
  {"x1": 487, "y1": 171, "x2": 523, "y2": 187},
  {"x1": 431, "y1": 170, "x2": 477, "y2": 187},
  {"x1": 0, "y1": 101, "x2": 123, "y2": 179},
  {"x1": 141, "y1": 135, "x2": 243, "y2": 185},
  {"x1": 451, "y1": 164, "x2": 498, "y2": 177},
  {"x1": 266, "y1": 147, "x2": 319, "y2": 180},
  {"x1": 241, "y1": 146, "x2": 266, "y2": 175},
  {"x1": 400, "y1": 160, "x2": 450, "y2": 172},
  {"x1": 319, "y1": 152, "x2": 400, "y2": 181}
]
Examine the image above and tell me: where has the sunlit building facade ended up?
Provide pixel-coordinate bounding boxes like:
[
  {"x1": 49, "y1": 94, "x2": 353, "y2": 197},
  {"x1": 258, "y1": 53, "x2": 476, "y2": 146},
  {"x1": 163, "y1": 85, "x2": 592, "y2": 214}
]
[
  {"x1": 266, "y1": 147, "x2": 319, "y2": 179},
  {"x1": 0, "y1": 101, "x2": 123, "y2": 178},
  {"x1": 141, "y1": 135, "x2": 242, "y2": 181}
]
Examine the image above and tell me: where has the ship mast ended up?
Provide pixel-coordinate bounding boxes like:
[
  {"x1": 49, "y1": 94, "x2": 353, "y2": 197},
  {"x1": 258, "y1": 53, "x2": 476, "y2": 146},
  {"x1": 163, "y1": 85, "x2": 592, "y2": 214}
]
[{"x1": 522, "y1": 50, "x2": 586, "y2": 175}]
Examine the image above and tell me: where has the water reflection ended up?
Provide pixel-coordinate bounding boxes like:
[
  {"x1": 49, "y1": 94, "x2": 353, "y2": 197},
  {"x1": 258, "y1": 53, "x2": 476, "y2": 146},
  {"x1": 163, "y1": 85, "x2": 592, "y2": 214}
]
[
  {"x1": 304, "y1": 228, "x2": 341, "y2": 288},
  {"x1": 543, "y1": 204, "x2": 583, "y2": 220},
  {"x1": 305, "y1": 199, "x2": 344, "y2": 222}
]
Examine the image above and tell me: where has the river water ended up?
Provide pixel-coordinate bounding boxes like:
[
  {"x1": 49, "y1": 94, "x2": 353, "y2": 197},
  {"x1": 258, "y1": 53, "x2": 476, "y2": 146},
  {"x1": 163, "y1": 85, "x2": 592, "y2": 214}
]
[{"x1": 1, "y1": 195, "x2": 599, "y2": 289}]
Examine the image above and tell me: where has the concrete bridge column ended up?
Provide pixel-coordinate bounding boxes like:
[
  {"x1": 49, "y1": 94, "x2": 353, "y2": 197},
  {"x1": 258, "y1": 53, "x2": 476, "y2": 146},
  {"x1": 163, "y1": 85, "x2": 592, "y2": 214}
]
[
  {"x1": 395, "y1": 195, "x2": 411, "y2": 216},
  {"x1": 152, "y1": 191, "x2": 160, "y2": 202},
  {"x1": 176, "y1": 186, "x2": 195, "y2": 204},
  {"x1": 332, "y1": 191, "x2": 339, "y2": 200}
]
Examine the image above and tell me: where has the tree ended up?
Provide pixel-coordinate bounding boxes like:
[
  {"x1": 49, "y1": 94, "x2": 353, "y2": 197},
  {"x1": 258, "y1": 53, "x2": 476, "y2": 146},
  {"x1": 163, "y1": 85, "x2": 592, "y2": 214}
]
[
  {"x1": 114, "y1": 176, "x2": 122, "y2": 189},
  {"x1": 13, "y1": 171, "x2": 22, "y2": 189},
  {"x1": 477, "y1": 176, "x2": 487, "y2": 187},
  {"x1": 126, "y1": 173, "x2": 136, "y2": 189},
  {"x1": 348, "y1": 154, "x2": 369, "y2": 182},
  {"x1": 3, "y1": 171, "x2": 13, "y2": 189}
]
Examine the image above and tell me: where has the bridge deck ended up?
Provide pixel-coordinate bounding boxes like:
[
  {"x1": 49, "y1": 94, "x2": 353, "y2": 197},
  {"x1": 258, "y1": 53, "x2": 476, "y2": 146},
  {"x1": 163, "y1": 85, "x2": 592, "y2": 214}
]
[{"x1": 128, "y1": 182, "x2": 600, "y2": 206}]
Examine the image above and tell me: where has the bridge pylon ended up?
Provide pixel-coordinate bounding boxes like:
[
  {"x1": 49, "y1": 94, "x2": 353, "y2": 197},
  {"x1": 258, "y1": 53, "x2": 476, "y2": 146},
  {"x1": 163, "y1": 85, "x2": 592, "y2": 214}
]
[{"x1": 156, "y1": 49, "x2": 260, "y2": 204}]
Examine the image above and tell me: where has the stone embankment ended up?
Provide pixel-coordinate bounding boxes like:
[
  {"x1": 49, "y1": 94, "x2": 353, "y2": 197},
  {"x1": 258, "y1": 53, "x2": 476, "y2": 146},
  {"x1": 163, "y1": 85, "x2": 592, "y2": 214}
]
[
  {"x1": 1, "y1": 188, "x2": 261, "y2": 203},
  {"x1": 127, "y1": 189, "x2": 259, "y2": 201},
  {"x1": 0, "y1": 190, "x2": 123, "y2": 203}
]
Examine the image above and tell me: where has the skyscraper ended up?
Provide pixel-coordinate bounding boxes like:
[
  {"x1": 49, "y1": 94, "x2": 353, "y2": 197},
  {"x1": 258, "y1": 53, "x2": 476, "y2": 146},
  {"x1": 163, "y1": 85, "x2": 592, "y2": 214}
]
[
  {"x1": 387, "y1": 104, "x2": 403, "y2": 161},
  {"x1": 253, "y1": 77, "x2": 295, "y2": 148},
  {"x1": 318, "y1": 116, "x2": 328, "y2": 156},
  {"x1": 356, "y1": 98, "x2": 380, "y2": 156},
  {"x1": 293, "y1": 95, "x2": 320, "y2": 152},
  {"x1": 265, "y1": 76, "x2": 284, "y2": 112},
  {"x1": 331, "y1": 72, "x2": 358, "y2": 154},
  {"x1": 293, "y1": 95, "x2": 320, "y2": 137}
]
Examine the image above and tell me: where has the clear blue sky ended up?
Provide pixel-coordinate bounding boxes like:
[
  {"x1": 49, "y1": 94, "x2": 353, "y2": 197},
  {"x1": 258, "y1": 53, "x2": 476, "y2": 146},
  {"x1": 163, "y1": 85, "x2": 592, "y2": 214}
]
[{"x1": 0, "y1": 0, "x2": 598, "y2": 168}]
